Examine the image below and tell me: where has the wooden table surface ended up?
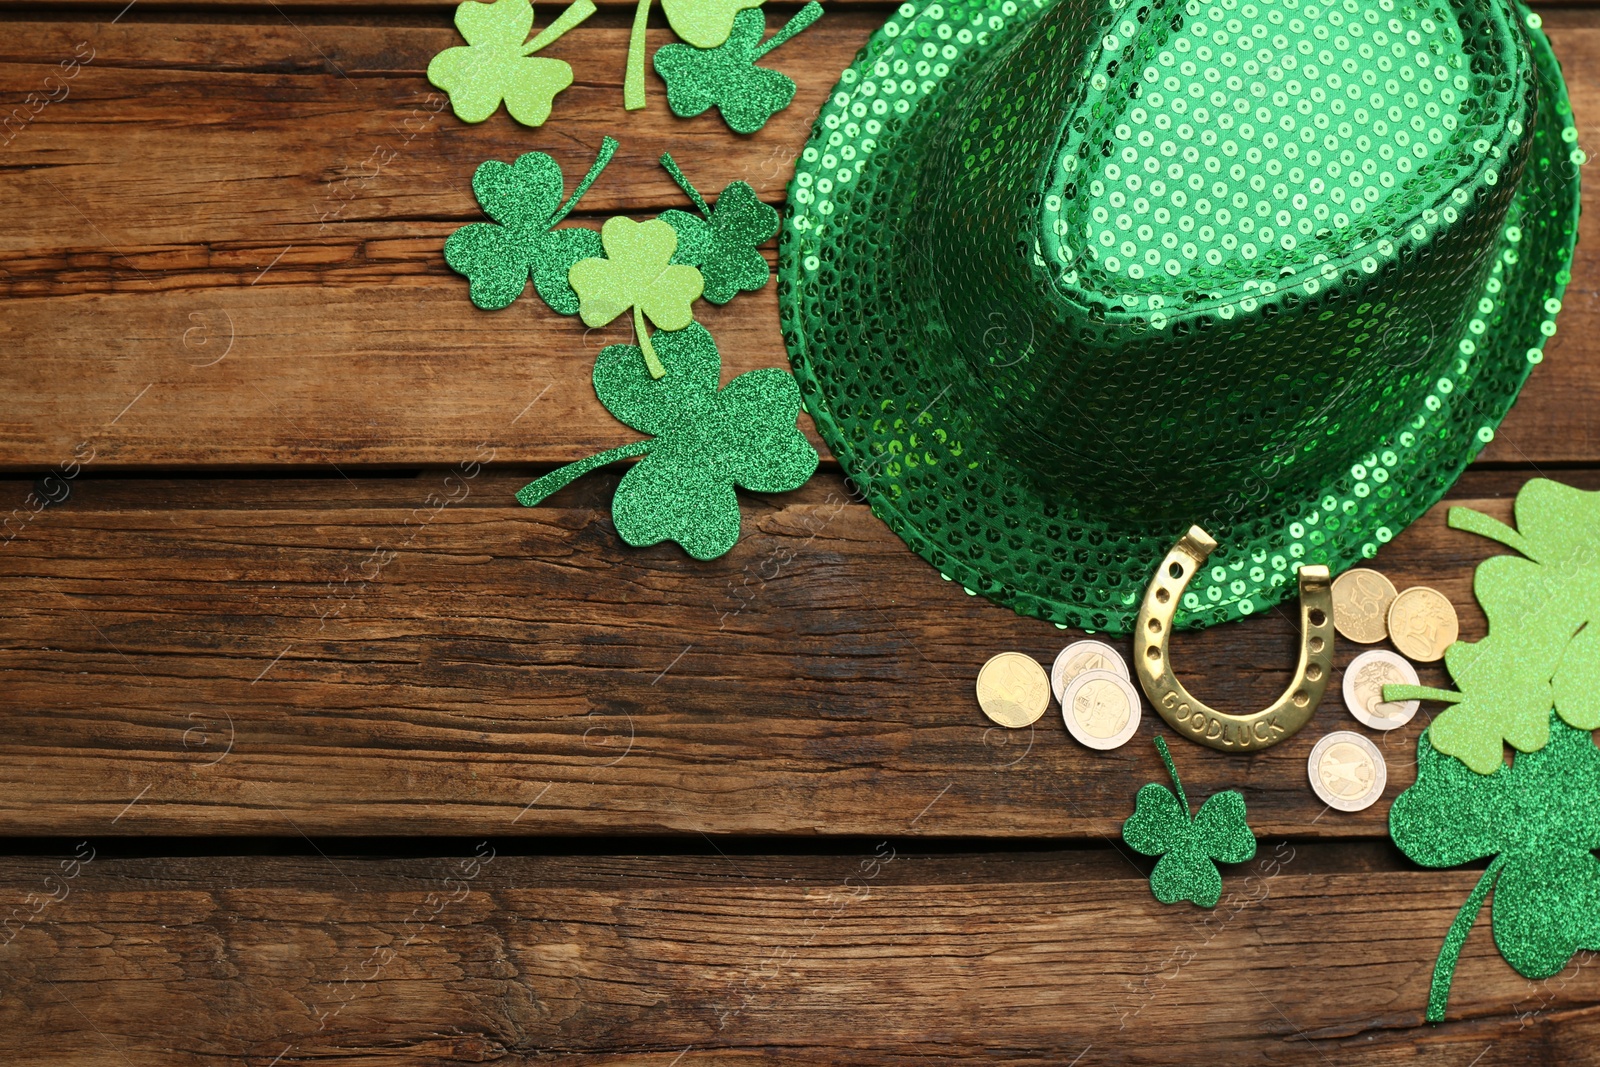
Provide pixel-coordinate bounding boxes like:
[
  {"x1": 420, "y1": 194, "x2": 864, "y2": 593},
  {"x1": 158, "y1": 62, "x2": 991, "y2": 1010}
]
[{"x1": 3, "y1": 1, "x2": 1599, "y2": 1062}]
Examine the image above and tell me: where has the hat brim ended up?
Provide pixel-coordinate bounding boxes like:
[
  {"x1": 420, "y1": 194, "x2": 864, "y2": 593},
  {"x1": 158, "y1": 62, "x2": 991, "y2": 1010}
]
[{"x1": 778, "y1": 0, "x2": 1582, "y2": 633}]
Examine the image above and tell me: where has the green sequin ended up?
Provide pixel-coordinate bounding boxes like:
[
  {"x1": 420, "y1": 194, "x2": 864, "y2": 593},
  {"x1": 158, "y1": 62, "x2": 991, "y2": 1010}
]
[
  {"x1": 1390, "y1": 716, "x2": 1600, "y2": 1022},
  {"x1": 514, "y1": 323, "x2": 819, "y2": 559},
  {"x1": 654, "y1": 2, "x2": 823, "y2": 133},
  {"x1": 1122, "y1": 736, "x2": 1256, "y2": 907},
  {"x1": 778, "y1": 0, "x2": 1582, "y2": 633},
  {"x1": 659, "y1": 153, "x2": 781, "y2": 303},
  {"x1": 1046, "y1": 0, "x2": 1480, "y2": 296}
]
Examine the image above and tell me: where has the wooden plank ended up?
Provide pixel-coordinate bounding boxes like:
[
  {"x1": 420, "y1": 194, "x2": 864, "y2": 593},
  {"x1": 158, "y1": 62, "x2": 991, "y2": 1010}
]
[
  {"x1": 0, "y1": 17, "x2": 1597, "y2": 467},
  {"x1": 0, "y1": 847, "x2": 1596, "y2": 1063},
  {"x1": 0, "y1": 469, "x2": 1562, "y2": 838}
]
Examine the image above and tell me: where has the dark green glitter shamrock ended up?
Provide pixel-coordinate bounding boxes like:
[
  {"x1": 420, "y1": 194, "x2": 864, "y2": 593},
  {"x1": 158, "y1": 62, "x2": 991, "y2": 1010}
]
[
  {"x1": 515, "y1": 322, "x2": 818, "y2": 559},
  {"x1": 443, "y1": 136, "x2": 616, "y2": 313},
  {"x1": 658, "y1": 153, "x2": 779, "y2": 304},
  {"x1": 652, "y1": 2, "x2": 822, "y2": 134},
  {"x1": 1391, "y1": 714, "x2": 1600, "y2": 1022},
  {"x1": 1122, "y1": 736, "x2": 1256, "y2": 908}
]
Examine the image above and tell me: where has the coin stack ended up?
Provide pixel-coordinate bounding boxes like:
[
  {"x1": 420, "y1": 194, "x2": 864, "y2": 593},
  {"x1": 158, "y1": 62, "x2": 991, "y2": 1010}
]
[
  {"x1": 1054, "y1": 641, "x2": 1140, "y2": 750},
  {"x1": 976, "y1": 640, "x2": 1141, "y2": 751}
]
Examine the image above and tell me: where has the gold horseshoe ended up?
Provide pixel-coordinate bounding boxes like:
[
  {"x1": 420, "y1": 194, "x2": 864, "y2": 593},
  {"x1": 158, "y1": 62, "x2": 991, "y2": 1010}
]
[{"x1": 1133, "y1": 526, "x2": 1335, "y2": 753}]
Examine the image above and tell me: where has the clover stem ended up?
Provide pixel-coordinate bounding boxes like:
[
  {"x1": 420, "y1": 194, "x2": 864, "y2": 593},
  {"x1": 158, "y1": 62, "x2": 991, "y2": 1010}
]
[
  {"x1": 1448, "y1": 506, "x2": 1538, "y2": 560},
  {"x1": 1383, "y1": 684, "x2": 1465, "y2": 705},
  {"x1": 624, "y1": 0, "x2": 652, "y2": 110},
  {"x1": 551, "y1": 135, "x2": 619, "y2": 224},
  {"x1": 635, "y1": 305, "x2": 666, "y2": 379},
  {"x1": 515, "y1": 439, "x2": 653, "y2": 508},
  {"x1": 522, "y1": 0, "x2": 597, "y2": 55},
  {"x1": 1153, "y1": 735, "x2": 1189, "y2": 815},
  {"x1": 752, "y1": 0, "x2": 825, "y2": 60},
  {"x1": 1426, "y1": 854, "x2": 1506, "y2": 1023},
  {"x1": 659, "y1": 152, "x2": 711, "y2": 217}
]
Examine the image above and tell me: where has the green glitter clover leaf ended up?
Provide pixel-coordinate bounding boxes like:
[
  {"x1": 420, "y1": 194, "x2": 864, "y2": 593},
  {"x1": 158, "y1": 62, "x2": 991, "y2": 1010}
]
[
  {"x1": 653, "y1": 3, "x2": 823, "y2": 134},
  {"x1": 1390, "y1": 714, "x2": 1600, "y2": 1022},
  {"x1": 443, "y1": 137, "x2": 617, "y2": 314},
  {"x1": 1121, "y1": 736, "x2": 1256, "y2": 908},
  {"x1": 1383, "y1": 479, "x2": 1600, "y2": 774},
  {"x1": 569, "y1": 215, "x2": 705, "y2": 379},
  {"x1": 514, "y1": 322, "x2": 818, "y2": 558},
  {"x1": 428, "y1": 0, "x2": 597, "y2": 126},
  {"x1": 624, "y1": 0, "x2": 764, "y2": 110},
  {"x1": 657, "y1": 153, "x2": 779, "y2": 304}
]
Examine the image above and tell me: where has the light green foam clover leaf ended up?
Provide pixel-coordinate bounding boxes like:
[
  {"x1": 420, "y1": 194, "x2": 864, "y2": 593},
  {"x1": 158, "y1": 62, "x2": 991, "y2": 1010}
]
[
  {"x1": 1121, "y1": 736, "x2": 1256, "y2": 908},
  {"x1": 569, "y1": 216, "x2": 705, "y2": 379},
  {"x1": 653, "y1": 3, "x2": 821, "y2": 134},
  {"x1": 1390, "y1": 714, "x2": 1600, "y2": 1021},
  {"x1": 443, "y1": 137, "x2": 616, "y2": 314},
  {"x1": 514, "y1": 322, "x2": 818, "y2": 559},
  {"x1": 428, "y1": 0, "x2": 596, "y2": 126},
  {"x1": 623, "y1": 0, "x2": 764, "y2": 110},
  {"x1": 657, "y1": 153, "x2": 778, "y2": 303},
  {"x1": 1383, "y1": 479, "x2": 1600, "y2": 774}
]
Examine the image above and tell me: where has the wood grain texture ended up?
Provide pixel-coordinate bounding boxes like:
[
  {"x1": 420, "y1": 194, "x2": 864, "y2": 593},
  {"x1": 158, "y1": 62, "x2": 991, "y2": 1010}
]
[
  {"x1": 0, "y1": 469, "x2": 1567, "y2": 838},
  {"x1": 0, "y1": 15, "x2": 1595, "y2": 467},
  {"x1": 1, "y1": 848, "x2": 1598, "y2": 1064}
]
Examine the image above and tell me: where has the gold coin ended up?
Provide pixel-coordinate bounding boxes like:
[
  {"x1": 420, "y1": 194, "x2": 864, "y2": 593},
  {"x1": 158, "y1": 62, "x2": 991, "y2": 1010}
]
[
  {"x1": 1341, "y1": 650, "x2": 1420, "y2": 730},
  {"x1": 1386, "y1": 586, "x2": 1459, "y2": 662},
  {"x1": 1307, "y1": 731, "x2": 1388, "y2": 812},
  {"x1": 976, "y1": 652, "x2": 1051, "y2": 728},
  {"x1": 1061, "y1": 669, "x2": 1142, "y2": 750},
  {"x1": 1330, "y1": 567, "x2": 1397, "y2": 644},
  {"x1": 1050, "y1": 639, "x2": 1129, "y2": 704}
]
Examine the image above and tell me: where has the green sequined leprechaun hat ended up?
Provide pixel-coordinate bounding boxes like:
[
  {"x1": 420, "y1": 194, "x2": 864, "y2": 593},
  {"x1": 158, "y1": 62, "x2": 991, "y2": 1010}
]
[{"x1": 778, "y1": 0, "x2": 1582, "y2": 633}]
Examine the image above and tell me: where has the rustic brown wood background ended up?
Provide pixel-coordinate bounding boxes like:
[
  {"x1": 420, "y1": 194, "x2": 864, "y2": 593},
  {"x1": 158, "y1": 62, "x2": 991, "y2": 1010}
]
[{"x1": 1, "y1": 1, "x2": 1598, "y2": 1062}]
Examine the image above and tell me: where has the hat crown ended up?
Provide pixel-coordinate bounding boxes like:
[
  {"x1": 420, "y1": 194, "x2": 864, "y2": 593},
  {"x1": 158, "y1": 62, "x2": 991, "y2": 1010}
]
[
  {"x1": 1051, "y1": 0, "x2": 1497, "y2": 301},
  {"x1": 915, "y1": 0, "x2": 1533, "y2": 523}
]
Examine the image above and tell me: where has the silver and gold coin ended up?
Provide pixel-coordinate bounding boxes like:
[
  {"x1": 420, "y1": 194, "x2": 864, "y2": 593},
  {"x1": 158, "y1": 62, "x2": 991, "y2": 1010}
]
[
  {"x1": 1061, "y1": 669, "x2": 1142, "y2": 750},
  {"x1": 1307, "y1": 731, "x2": 1388, "y2": 812},
  {"x1": 1331, "y1": 568, "x2": 1398, "y2": 644},
  {"x1": 1387, "y1": 586, "x2": 1459, "y2": 662},
  {"x1": 1050, "y1": 639, "x2": 1130, "y2": 704},
  {"x1": 1341, "y1": 649, "x2": 1421, "y2": 730},
  {"x1": 976, "y1": 652, "x2": 1052, "y2": 728}
]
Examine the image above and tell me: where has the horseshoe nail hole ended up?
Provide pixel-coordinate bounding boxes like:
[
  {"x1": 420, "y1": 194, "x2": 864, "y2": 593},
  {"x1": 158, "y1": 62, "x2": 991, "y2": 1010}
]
[
  {"x1": 1145, "y1": 646, "x2": 1161, "y2": 662},
  {"x1": 1168, "y1": 562, "x2": 1184, "y2": 579},
  {"x1": 1147, "y1": 618, "x2": 1162, "y2": 634},
  {"x1": 1156, "y1": 588, "x2": 1171, "y2": 604},
  {"x1": 1309, "y1": 636, "x2": 1325, "y2": 654},
  {"x1": 1308, "y1": 608, "x2": 1327, "y2": 627},
  {"x1": 1292, "y1": 690, "x2": 1309, "y2": 707},
  {"x1": 1306, "y1": 664, "x2": 1323, "y2": 682}
]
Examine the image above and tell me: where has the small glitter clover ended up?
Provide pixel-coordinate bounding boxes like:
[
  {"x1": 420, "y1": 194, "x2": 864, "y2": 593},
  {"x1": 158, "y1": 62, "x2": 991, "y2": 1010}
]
[
  {"x1": 658, "y1": 153, "x2": 779, "y2": 304},
  {"x1": 1390, "y1": 715, "x2": 1600, "y2": 1021},
  {"x1": 653, "y1": 3, "x2": 823, "y2": 134},
  {"x1": 569, "y1": 216, "x2": 705, "y2": 379},
  {"x1": 443, "y1": 137, "x2": 617, "y2": 314},
  {"x1": 428, "y1": 0, "x2": 597, "y2": 126},
  {"x1": 1121, "y1": 736, "x2": 1256, "y2": 908},
  {"x1": 1384, "y1": 479, "x2": 1600, "y2": 774},
  {"x1": 515, "y1": 323, "x2": 818, "y2": 559},
  {"x1": 624, "y1": 0, "x2": 764, "y2": 110}
]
